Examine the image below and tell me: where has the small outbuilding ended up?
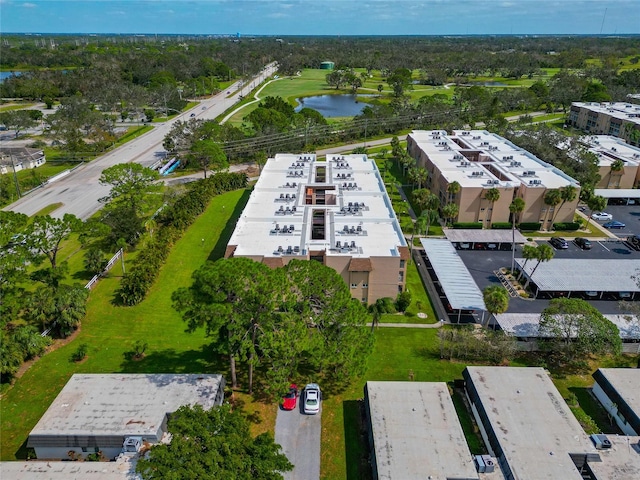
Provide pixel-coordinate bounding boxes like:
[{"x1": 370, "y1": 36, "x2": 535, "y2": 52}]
[
  {"x1": 320, "y1": 61, "x2": 335, "y2": 70},
  {"x1": 27, "y1": 374, "x2": 225, "y2": 460},
  {"x1": 592, "y1": 368, "x2": 640, "y2": 436}
]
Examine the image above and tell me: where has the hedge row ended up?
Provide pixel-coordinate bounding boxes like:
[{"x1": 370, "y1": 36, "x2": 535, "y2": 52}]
[
  {"x1": 552, "y1": 222, "x2": 580, "y2": 231},
  {"x1": 118, "y1": 172, "x2": 248, "y2": 306},
  {"x1": 518, "y1": 222, "x2": 542, "y2": 231},
  {"x1": 452, "y1": 222, "x2": 483, "y2": 229},
  {"x1": 490, "y1": 222, "x2": 512, "y2": 229}
]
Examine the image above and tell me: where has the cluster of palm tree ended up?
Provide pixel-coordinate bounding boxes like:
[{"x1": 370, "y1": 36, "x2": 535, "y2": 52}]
[{"x1": 516, "y1": 243, "x2": 555, "y2": 290}]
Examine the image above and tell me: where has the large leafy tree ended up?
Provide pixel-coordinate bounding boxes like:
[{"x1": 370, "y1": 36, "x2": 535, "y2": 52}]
[
  {"x1": 136, "y1": 404, "x2": 292, "y2": 480},
  {"x1": 99, "y1": 163, "x2": 160, "y2": 215},
  {"x1": 0, "y1": 110, "x2": 37, "y2": 138},
  {"x1": 539, "y1": 298, "x2": 621, "y2": 364},
  {"x1": 186, "y1": 139, "x2": 228, "y2": 179}
]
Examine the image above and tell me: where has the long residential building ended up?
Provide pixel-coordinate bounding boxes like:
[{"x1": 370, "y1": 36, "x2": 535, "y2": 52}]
[
  {"x1": 225, "y1": 153, "x2": 409, "y2": 304},
  {"x1": 407, "y1": 130, "x2": 581, "y2": 229},
  {"x1": 581, "y1": 135, "x2": 640, "y2": 189},
  {"x1": 568, "y1": 102, "x2": 640, "y2": 145}
]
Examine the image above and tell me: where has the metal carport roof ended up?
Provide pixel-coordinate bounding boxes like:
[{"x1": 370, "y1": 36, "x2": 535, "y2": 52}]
[
  {"x1": 444, "y1": 228, "x2": 527, "y2": 243},
  {"x1": 594, "y1": 189, "x2": 640, "y2": 199},
  {"x1": 420, "y1": 238, "x2": 486, "y2": 311},
  {"x1": 516, "y1": 258, "x2": 640, "y2": 292}
]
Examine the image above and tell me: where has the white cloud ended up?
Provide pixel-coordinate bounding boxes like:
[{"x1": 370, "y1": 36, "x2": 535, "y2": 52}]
[{"x1": 22, "y1": 2, "x2": 36, "y2": 7}]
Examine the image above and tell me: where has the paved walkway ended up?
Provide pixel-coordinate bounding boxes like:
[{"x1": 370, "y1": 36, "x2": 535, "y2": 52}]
[{"x1": 372, "y1": 321, "x2": 444, "y2": 328}]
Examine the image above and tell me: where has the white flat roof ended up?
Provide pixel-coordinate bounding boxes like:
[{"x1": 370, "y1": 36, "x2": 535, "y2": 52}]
[
  {"x1": 595, "y1": 369, "x2": 640, "y2": 418},
  {"x1": 29, "y1": 374, "x2": 223, "y2": 439},
  {"x1": 420, "y1": 238, "x2": 486, "y2": 311},
  {"x1": 516, "y1": 258, "x2": 640, "y2": 292},
  {"x1": 583, "y1": 135, "x2": 640, "y2": 167},
  {"x1": 0, "y1": 459, "x2": 139, "y2": 480},
  {"x1": 573, "y1": 102, "x2": 640, "y2": 126},
  {"x1": 408, "y1": 130, "x2": 579, "y2": 190},
  {"x1": 494, "y1": 313, "x2": 640, "y2": 340},
  {"x1": 228, "y1": 153, "x2": 406, "y2": 258},
  {"x1": 366, "y1": 381, "x2": 478, "y2": 480},
  {"x1": 465, "y1": 366, "x2": 598, "y2": 480},
  {"x1": 444, "y1": 228, "x2": 527, "y2": 243}
]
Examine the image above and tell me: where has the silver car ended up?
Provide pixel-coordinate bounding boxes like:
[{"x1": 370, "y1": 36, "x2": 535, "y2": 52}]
[{"x1": 303, "y1": 383, "x2": 321, "y2": 415}]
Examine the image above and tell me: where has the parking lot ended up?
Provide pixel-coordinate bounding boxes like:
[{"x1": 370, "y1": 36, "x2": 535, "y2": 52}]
[
  {"x1": 456, "y1": 239, "x2": 640, "y2": 315},
  {"x1": 592, "y1": 204, "x2": 640, "y2": 237}
]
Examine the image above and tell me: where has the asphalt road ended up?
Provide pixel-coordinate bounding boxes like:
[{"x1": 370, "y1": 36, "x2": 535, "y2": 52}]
[
  {"x1": 3, "y1": 64, "x2": 277, "y2": 220},
  {"x1": 274, "y1": 397, "x2": 321, "y2": 480}
]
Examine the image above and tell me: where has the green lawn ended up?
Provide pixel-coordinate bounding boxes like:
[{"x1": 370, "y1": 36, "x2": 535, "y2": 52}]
[{"x1": 0, "y1": 189, "x2": 250, "y2": 461}]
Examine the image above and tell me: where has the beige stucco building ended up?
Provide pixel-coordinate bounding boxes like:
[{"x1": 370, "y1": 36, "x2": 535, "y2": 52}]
[
  {"x1": 568, "y1": 102, "x2": 640, "y2": 145},
  {"x1": 225, "y1": 153, "x2": 408, "y2": 304},
  {"x1": 581, "y1": 135, "x2": 640, "y2": 189},
  {"x1": 407, "y1": 130, "x2": 581, "y2": 230}
]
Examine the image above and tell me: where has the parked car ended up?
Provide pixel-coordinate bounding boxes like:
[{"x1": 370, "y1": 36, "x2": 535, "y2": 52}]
[
  {"x1": 574, "y1": 237, "x2": 592, "y2": 250},
  {"x1": 549, "y1": 237, "x2": 569, "y2": 249},
  {"x1": 603, "y1": 221, "x2": 626, "y2": 229},
  {"x1": 591, "y1": 212, "x2": 613, "y2": 221},
  {"x1": 190, "y1": 113, "x2": 196, "y2": 117},
  {"x1": 281, "y1": 384, "x2": 298, "y2": 411},
  {"x1": 303, "y1": 383, "x2": 321, "y2": 415}
]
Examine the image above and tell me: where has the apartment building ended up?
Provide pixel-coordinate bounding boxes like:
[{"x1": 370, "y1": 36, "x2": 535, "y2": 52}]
[
  {"x1": 568, "y1": 102, "x2": 640, "y2": 145},
  {"x1": 407, "y1": 130, "x2": 581, "y2": 229},
  {"x1": 225, "y1": 153, "x2": 409, "y2": 304},
  {"x1": 581, "y1": 135, "x2": 640, "y2": 189}
]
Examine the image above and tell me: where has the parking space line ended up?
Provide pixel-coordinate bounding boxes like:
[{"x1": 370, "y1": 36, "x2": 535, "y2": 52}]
[{"x1": 599, "y1": 241, "x2": 610, "y2": 252}]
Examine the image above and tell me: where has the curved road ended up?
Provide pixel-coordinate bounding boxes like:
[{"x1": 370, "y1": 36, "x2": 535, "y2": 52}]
[{"x1": 4, "y1": 64, "x2": 277, "y2": 220}]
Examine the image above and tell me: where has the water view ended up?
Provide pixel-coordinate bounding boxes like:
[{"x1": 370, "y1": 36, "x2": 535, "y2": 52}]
[
  {"x1": 295, "y1": 94, "x2": 367, "y2": 117},
  {"x1": 0, "y1": 71, "x2": 22, "y2": 82}
]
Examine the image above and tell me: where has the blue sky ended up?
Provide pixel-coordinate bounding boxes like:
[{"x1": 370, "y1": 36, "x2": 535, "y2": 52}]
[{"x1": 1, "y1": 0, "x2": 639, "y2": 36}]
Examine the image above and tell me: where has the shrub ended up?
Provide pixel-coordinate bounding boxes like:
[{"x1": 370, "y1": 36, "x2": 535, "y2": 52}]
[
  {"x1": 552, "y1": 222, "x2": 580, "y2": 231},
  {"x1": 490, "y1": 222, "x2": 512, "y2": 229},
  {"x1": 71, "y1": 343, "x2": 88, "y2": 362},
  {"x1": 518, "y1": 222, "x2": 541, "y2": 231},
  {"x1": 395, "y1": 290, "x2": 412, "y2": 312},
  {"x1": 118, "y1": 173, "x2": 247, "y2": 306},
  {"x1": 452, "y1": 222, "x2": 482, "y2": 229}
]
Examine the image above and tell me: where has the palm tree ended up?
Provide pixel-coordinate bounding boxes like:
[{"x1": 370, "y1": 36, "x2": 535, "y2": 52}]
[
  {"x1": 543, "y1": 190, "x2": 562, "y2": 230},
  {"x1": 399, "y1": 152, "x2": 415, "y2": 178},
  {"x1": 523, "y1": 243, "x2": 554, "y2": 290},
  {"x1": 484, "y1": 188, "x2": 500, "y2": 227},
  {"x1": 517, "y1": 244, "x2": 538, "y2": 281},
  {"x1": 551, "y1": 185, "x2": 577, "y2": 225},
  {"x1": 584, "y1": 195, "x2": 607, "y2": 232},
  {"x1": 483, "y1": 286, "x2": 509, "y2": 326},
  {"x1": 415, "y1": 167, "x2": 428, "y2": 189},
  {"x1": 422, "y1": 194, "x2": 440, "y2": 235},
  {"x1": 442, "y1": 203, "x2": 459, "y2": 226},
  {"x1": 608, "y1": 159, "x2": 624, "y2": 188},
  {"x1": 509, "y1": 198, "x2": 525, "y2": 273},
  {"x1": 447, "y1": 181, "x2": 461, "y2": 203}
]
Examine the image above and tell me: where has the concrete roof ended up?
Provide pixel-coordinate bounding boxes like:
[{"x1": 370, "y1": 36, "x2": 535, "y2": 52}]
[
  {"x1": 227, "y1": 153, "x2": 406, "y2": 259},
  {"x1": 28, "y1": 374, "x2": 223, "y2": 440},
  {"x1": 0, "y1": 459, "x2": 140, "y2": 480},
  {"x1": 408, "y1": 130, "x2": 579, "y2": 190},
  {"x1": 494, "y1": 313, "x2": 640, "y2": 340},
  {"x1": 588, "y1": 435, "x2": 640, "y2": 480},
  {"x1": 595, "y1": 369, "x2": 640, "y2": 419},
  {"x1": 444, "y1": 228, "x2": 527, "y2": 244},
  {"x1": 365, "y1": 381, "x2": 478, "y2": 480},
  {"x1": 420, "y1": 238, "x2": 486, "y2": 311},
  {"x1": 516, "y1": 258, "x2": 640, "y2": 292},
  {"x1": 464, "y1": 366, "x2": 598, "y2": 480}
]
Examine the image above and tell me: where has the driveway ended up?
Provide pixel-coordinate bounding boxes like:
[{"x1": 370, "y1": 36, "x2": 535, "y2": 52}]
[{"x1": 274, "y1": 399, "x2": 321, "y2": 480}]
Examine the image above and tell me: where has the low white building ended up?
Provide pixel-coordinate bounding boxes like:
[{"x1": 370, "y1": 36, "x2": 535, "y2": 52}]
[
  {"x1": 592, "y1": 368, "x2": 640, "y2": 436},
  {"x1": 0, "y1": 147, "x2": 46, "y2": 175},
  {"x1": 27, "y1": 374, "x2": 225, "y2": 460}
]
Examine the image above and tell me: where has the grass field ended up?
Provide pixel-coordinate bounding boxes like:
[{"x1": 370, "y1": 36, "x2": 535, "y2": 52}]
[{"x1": 0, "y1": 189, "x2": 256, "y2": 461}]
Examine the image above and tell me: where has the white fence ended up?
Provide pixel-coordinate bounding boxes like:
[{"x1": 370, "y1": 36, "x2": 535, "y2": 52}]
[{"x1": 84, "y1": 248, "x2": 123, "y2": 290}]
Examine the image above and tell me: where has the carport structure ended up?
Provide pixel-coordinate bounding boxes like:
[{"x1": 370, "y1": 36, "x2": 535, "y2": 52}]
[
  {"x1": 594, "y1": 188, "x2": 640, "y2": 205},
  {"x1": 420, "y1": 238, "x2": 486, "y2": 323},
  {"x1": 444, "y1": 228, "x2": 527, "y2": 251},
  {"x1": 516, "y1": 258, "x2": 640, "y2": 300}
]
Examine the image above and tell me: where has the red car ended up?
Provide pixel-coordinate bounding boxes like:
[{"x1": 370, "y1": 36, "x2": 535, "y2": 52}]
[{"x1": 282, "y1": 384, "x2": 298, "y2": 410}]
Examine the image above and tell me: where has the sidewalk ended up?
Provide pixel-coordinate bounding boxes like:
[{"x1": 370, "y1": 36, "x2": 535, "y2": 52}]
[{"x1": 369, "y1": 321, "x2": 445, "y2": 329}]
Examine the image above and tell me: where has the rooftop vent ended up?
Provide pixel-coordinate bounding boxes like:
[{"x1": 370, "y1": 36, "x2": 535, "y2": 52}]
[{"x1": 591, "y1": 434, "x2": 612, "y2": 450}]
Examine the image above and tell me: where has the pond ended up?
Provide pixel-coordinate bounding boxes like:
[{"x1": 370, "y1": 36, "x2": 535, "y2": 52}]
[
  {"x1": 0, "y1": 71, "x2": 22, "y2": 83},
  {"x1": 295, "y1": 94, "x2": 367, "y2": 118},
  {"x1": 471, "y1": 81, "x2": 508, "y2": 87}
]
